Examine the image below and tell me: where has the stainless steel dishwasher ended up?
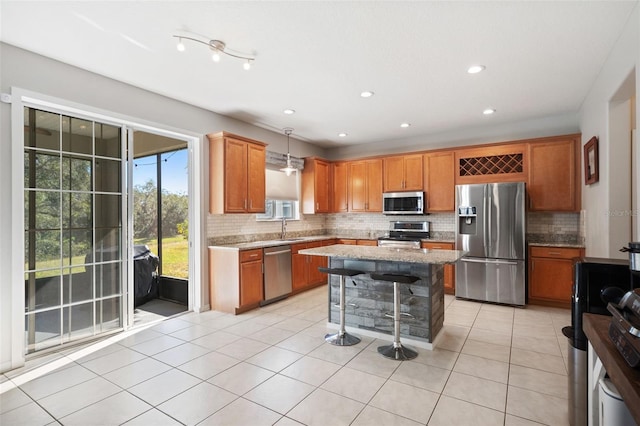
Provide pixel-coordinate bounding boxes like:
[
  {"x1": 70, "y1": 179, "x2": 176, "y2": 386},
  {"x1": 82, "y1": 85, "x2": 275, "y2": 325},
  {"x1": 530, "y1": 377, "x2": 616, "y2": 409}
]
[{"x1": 262, "y1": 245, "x2": 292, "y2": 305}]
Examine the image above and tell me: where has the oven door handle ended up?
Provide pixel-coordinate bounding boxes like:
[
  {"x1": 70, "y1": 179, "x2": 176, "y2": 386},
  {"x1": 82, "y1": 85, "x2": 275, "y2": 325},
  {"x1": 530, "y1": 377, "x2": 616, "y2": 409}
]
[{"x1": 460, "y1": 257, "x2": 519, "y2": 266}]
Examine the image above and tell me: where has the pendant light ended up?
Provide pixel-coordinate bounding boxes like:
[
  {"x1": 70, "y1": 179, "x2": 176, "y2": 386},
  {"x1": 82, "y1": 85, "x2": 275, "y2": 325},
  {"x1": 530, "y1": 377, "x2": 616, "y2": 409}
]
[{"x1": 280, "y1": 128, "x2": 296, "y2": 176}]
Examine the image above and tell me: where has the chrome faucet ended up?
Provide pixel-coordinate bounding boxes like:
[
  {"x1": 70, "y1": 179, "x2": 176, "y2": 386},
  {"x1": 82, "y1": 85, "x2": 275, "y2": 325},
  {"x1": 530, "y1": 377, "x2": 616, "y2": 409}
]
[{"x1": 281, "y1": 216, "x2": 287, "y2": 240}]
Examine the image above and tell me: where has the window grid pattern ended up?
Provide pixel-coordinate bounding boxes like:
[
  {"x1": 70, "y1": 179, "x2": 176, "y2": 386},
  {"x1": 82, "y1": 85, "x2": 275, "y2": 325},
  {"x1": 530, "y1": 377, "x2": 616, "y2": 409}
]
[{"x1": 23, "y1": 107, "x2": 124, "y2": 353}]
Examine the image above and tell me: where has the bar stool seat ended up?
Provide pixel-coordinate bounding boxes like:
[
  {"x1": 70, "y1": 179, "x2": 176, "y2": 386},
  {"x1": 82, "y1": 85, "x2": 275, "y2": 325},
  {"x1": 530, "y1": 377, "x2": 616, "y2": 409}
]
[
  {"x1": 319, "y1": 267, "x2": 363, "y2": 346},
  {"x1": 371, "y1": 272, "x2": 420, "y2": 360}
]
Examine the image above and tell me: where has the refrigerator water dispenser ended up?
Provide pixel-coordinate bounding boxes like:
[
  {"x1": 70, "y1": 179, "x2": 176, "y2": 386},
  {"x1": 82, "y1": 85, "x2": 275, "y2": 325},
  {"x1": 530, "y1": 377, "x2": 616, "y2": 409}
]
[{"x1": 458, "y1": 206, "x2": 477, "y2": 235}]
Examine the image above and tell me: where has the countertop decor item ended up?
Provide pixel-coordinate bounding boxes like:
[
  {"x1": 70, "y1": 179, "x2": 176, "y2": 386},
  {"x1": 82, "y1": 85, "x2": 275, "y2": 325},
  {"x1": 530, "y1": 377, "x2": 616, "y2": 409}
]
[{"x1": 584, "y1": 136, "x2": 599, "y2": 185}]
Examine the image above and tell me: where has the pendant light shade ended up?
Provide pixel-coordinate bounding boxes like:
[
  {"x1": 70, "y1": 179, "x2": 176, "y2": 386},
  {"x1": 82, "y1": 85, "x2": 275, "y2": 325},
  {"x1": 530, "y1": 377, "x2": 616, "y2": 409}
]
[{"x1": 280, "y1": 128, "x2": 297, "y2": 176}]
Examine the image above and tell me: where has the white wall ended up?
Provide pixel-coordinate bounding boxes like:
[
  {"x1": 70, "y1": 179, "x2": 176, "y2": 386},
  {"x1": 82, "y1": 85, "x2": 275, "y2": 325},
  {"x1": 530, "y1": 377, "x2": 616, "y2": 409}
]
[
  {"x1": 579, "y1": 5, "x2": 639, "y2": 258},
  {"x1": 0, "y1": 43, "x2": 325, "y2": 372}
]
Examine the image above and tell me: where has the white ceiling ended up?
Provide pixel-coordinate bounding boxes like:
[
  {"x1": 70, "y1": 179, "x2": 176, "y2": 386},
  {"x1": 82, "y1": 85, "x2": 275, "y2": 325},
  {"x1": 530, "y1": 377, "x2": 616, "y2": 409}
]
[{"x1": 1, "y1": 1, "x2": 637, "y2": 149}]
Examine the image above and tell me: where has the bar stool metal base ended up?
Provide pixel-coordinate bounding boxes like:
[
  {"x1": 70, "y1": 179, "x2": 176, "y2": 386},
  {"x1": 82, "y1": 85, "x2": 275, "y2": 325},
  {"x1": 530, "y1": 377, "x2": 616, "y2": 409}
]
[
  {"x1": 325, "y1": 331, "x2": 361, "y2": 346},
  {"x1": 319, "y1": 267, "x2": 363, "y2": 347},
  {"x1": 377, "y1": 343, "x2": 418, "y2": 360}
]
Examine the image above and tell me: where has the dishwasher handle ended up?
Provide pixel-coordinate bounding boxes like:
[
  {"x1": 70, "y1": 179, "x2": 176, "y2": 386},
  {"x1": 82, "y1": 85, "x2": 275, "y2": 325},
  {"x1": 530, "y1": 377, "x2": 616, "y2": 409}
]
[{"x1": 264, "y1": 248, "x2": 292, "y2": 256}]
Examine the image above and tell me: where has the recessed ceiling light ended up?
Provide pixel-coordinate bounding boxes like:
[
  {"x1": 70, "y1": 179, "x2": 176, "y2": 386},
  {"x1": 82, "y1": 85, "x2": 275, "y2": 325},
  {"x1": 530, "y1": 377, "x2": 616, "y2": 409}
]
[
  {"x1": 283, "y1": 109, "x2": 295, "y2": 115},
  {"x1": 400, "y1": 123, "x2": 411, "y2": 128},
  {"x1": 338, "y1": 132, "x2": 348, "y2": 137},
  {"x1": 467, "y1": 65, "x2": 486, "y2": 74},
  {"x1": 483, "y1": 108, "x2": 496, "y2": 115},
  {"x1": 360, "y1": 91, "x2": 374, "y2": 98}
]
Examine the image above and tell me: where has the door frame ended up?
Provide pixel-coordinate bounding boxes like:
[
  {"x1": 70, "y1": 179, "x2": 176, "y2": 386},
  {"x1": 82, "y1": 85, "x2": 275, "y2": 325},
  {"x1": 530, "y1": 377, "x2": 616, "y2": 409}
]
[{"x1": 10, "y1": 87, "x2": 203, "y2": 369}]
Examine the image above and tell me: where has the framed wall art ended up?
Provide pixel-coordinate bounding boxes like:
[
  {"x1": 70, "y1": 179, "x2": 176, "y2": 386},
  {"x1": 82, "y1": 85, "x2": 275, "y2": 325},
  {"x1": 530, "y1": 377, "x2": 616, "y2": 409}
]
[{"x1": 584, "y1": 136, "x2": 599, "y2": 185}]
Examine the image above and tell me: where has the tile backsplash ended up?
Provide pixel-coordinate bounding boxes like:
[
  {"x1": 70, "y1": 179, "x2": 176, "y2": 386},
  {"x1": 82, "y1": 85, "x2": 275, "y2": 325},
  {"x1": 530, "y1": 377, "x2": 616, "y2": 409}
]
[{"x1": 208, "y1": 211, "x2": 583, "y2": 245}]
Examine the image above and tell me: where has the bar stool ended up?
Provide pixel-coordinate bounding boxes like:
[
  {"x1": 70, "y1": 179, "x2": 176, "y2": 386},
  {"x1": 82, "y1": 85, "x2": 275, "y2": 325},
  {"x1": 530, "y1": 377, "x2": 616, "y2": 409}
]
[
  {"x1": 319, "y1": 267, "x2": 363, "y2": 346},
  {"x1": 370, "y1": 273, "x2": 420, "y2": 360}
]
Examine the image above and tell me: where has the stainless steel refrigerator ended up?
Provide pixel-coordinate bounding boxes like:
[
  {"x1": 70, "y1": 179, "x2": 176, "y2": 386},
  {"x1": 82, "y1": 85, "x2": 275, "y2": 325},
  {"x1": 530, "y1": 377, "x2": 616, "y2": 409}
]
[{"x1": 455, "y1": 182, "x2": 526, "y2": 305}]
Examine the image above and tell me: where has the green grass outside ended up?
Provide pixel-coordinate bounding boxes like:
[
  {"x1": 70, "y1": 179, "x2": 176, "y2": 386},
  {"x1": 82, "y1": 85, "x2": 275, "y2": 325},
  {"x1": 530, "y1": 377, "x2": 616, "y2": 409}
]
[
  {"x1": 135, "y1": 235, "x2": 189, "y2": 279},
  {"x1": 27, "y1": 235, "x2": 189, "y2": 280}
]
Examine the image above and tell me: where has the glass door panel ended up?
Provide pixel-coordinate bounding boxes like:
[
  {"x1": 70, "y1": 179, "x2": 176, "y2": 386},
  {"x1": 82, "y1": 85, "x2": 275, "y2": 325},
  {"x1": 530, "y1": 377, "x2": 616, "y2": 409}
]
[{"x1": 23, "y1": 107, "x2": 125, "y2": 354}]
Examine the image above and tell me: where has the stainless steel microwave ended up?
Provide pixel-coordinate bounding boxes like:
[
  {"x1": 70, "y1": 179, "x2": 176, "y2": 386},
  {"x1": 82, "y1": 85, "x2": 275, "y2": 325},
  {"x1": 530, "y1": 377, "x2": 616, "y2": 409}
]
[{"x1": 382, "y1": 191, "x2": 425, "y2": 215}]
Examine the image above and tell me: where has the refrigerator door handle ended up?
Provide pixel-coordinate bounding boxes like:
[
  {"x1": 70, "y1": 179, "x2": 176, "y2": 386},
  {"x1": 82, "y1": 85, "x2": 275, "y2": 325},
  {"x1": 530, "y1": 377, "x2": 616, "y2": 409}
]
[
  {"x1": 461, "y1": 257, "x2": 519, "y2": 266},
  {"x1": 483, "y1": 185, "x2": 490, "y2": 255}
]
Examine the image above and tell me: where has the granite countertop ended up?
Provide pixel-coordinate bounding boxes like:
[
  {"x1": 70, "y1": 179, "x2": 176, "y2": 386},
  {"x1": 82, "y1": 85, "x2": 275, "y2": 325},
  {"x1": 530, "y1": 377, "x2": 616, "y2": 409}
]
[
  {"x1": 210, "y1": 235, "x2": 456, "y2": 250},
  {"x1": 211, "y1": 235, "x2": 337, "y2": 250},
  {"x1": 528, "y1": 242, "x2": 585, "y2": 248},
  {"x1": 299, "y1": 244, "x2": 466, "y2": 264}
]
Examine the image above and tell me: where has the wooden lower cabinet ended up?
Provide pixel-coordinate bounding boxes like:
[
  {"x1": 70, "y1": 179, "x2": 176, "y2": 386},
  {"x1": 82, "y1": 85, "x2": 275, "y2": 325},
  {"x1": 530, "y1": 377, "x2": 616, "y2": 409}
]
[
  {"x1": 209, "y1": 247, "x2": 264, "y2": 314},
  {"x1": 292, "y1": 241, "x2": 329, "y2": 293},
  {"x1": 337, "y1": 239, "x2": 357, "y2": 245},
  {"x1": 421, "y1": 242, "x2": 455, "y2": 294},
  {"x1": 528, "y1": 245, "x2": 584, "y2": 307},
  {"x1": 356, "y1": 239, "x2": 378, "y2": 246},
  {"x1": 239, "y1": 250, "x2": 264, "y2": 307}
]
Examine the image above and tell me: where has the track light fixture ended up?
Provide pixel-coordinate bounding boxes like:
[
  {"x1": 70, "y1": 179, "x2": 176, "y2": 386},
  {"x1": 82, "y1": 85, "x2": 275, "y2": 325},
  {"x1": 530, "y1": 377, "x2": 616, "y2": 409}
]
[{"x1": 173, "y1": 33, "x2": 255, "y2": 70}]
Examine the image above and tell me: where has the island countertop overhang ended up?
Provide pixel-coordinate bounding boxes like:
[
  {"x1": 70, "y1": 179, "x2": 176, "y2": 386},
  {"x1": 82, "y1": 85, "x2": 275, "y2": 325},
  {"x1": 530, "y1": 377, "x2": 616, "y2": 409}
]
[{"x1": 299, "y1": 244, "x2": 466, "y2": 264}]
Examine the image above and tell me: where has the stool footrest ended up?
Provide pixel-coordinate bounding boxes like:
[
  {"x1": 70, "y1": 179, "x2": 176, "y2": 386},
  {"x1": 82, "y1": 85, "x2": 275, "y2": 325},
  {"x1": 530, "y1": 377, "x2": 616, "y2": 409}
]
[
  {"x1": 319, "y1": 267, "x2": 364, "y2": 277},
  {"x1": 371, "y1": 273, "x2": 420, "y2": 284}
]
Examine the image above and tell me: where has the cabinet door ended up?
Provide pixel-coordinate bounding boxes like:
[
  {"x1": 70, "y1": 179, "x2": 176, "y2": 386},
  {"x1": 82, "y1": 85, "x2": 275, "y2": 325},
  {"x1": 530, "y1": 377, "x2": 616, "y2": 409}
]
[
  {"x1": 424, "y1": 152, "x2": 455, "y2": 212},
  {"x1": 529, "y1": 257, "x2": 573, "y2": 302},
  {"x1": 315, "y1": 160, "x2": 330, "y2": 213},
  {"x1": 383, "y1": 156, "x2": 406, "y2": 192},
  {"x1": 247, "y1": 143, "x2": 266, "y2": 213},
  {"x1": 529, "y1": 139, "x2": 577, "y2": 211},
  {"x1": 421, "y1": 242, "x2": 455, "y2": 293},
  {"x1": 224, "y1": 139, "x2": 248, "y2": 213},
  {"x1": 403, "y1": 154, "x2": 424, "y2": 191},
  {"x1": 444, "y1": 265, "x2": 455, "y2": 294},
  {"x1": 332, "y1": 162, "x2": 349, "y2": 212},
  {"x1": 291, "y1": 244, "x2": 308, "y2": 291},
  {"x1": 356, "y1": 239, "x2": 378, "y2": 246},
  {"x1": 307, "y1": 241, "x2": 325, "y2": 284},
  {"x1": 349, "y1": 161, "x2": 367, "y2": 212},
  {"x1": 366, "y1": 159, "x2": 383, "y2": 211},
  {"x1": 239, "y1": 259, "x2": 263, "y2": 307}
]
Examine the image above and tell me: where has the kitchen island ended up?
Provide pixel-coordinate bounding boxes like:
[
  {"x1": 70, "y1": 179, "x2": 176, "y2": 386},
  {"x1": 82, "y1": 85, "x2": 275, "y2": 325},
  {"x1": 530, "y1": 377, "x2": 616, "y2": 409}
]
[{"x1": 299, "y1": 244, "x2": 465, "y2": 349}]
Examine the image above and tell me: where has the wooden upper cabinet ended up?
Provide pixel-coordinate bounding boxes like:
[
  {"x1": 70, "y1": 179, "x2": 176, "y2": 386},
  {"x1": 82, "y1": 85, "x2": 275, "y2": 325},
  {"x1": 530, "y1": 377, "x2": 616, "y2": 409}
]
[
  {"x1": 455, "y1": 143, "x2": 528, "y2": 185},
  {"x1": 424, "y1": 151, "x2": 455, "y2": 212},
  {"x1": 208, "y1": 132, "x2": 267, "y2": 214},
  {"x1": 301, "y1": 158, "x2": 330, "y2": 214},
  {"x1": 350, "y1": 159, "x2": 382, "y2": 212},
  {"x1": 332, "y1": 162, "x2": 349, "y2": 213},
  {"x1": 247, "y1": 143, "x2": 266, "y2": 213},
  {"x1": 223, "y1": 138, "x2": 248, "y2": 213},
  {"x1": 528, "y1": 135, "x2": 581, "y2": 212},
  {"x1": 383, "y1": 154, "x2": 423, "y2": 192}
]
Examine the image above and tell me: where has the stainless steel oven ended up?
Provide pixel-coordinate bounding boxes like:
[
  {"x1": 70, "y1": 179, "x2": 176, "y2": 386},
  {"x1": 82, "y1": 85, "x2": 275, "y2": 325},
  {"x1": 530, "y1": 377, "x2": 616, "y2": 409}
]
[{"x1": 377, "y1": 221, "x2": 430, "y2": 249}]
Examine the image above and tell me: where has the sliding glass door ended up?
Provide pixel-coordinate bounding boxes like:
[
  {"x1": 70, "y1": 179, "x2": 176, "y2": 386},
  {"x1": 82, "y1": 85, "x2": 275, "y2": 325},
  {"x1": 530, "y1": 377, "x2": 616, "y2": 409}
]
[{"x1": 23, "y1": 107, "x2": 125, "y2": 353}]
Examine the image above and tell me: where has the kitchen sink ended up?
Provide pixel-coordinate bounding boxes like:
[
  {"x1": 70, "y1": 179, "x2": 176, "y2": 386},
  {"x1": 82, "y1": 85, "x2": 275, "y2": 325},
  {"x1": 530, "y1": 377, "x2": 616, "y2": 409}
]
[{"x1": 279, "y1": 238, "x2": 305, "y2": 242}]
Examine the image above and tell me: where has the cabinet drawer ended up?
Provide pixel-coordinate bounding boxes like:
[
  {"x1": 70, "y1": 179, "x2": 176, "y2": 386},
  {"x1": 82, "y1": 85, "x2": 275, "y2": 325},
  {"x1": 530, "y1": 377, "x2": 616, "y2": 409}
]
[
  {"x1": 240, "y1": 249, "x2": 263, "y2": 263},
  {"x1": 530, "y1": 246, "x2": 582, "y2": 259},
  {"x1": 337, "y1": 239, "x2": 357, "y2": 245},
  {"x1": 421, "y1": 242, "x2": 454, "y2": 250}
]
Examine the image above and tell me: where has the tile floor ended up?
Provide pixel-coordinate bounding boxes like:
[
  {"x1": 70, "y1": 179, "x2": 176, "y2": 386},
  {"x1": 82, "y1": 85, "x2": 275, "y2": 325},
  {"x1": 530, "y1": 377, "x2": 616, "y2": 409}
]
[{"x1": 0, "y1": 287, "x2": 572, "y2": 425}]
